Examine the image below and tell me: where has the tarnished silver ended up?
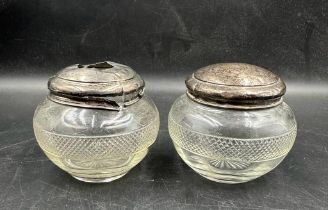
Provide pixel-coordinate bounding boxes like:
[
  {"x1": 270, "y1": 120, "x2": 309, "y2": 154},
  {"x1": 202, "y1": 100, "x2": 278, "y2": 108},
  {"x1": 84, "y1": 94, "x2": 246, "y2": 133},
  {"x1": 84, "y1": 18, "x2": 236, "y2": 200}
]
[
  {"x1": 48, "y1": 61, "x2": 145, "y2": 110},
  {"x1": 185, "y1": 63, "x2": 286, "y2": 109}
]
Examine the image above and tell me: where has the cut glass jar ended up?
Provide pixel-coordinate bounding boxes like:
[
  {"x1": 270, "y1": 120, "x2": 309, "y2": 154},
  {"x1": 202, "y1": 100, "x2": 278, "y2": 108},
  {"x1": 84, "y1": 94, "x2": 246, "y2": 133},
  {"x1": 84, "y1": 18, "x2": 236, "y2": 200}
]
[
  {"x1": 168, "y1": 63, "x2": 297, "y2": 184},
  {"x1": 33, "y1": 61, "x2": 160, "y2": 183}
]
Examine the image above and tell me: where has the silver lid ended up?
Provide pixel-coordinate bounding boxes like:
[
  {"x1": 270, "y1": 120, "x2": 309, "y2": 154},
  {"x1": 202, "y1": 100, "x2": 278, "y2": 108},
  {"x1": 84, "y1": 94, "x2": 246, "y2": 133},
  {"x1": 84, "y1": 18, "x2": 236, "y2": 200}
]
[
  {"x1": 48, "y1": 61, "x2": 145, "y2": 110},
  {"x1": 185, "y1": 63, "x2": 286, "y2": 109}
]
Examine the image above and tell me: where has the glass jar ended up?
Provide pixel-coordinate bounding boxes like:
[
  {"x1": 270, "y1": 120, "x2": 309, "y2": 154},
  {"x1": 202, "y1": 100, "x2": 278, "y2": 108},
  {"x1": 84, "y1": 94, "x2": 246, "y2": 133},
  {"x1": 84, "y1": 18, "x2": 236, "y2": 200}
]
[
  {"x1": 168, "y1": 63, "x2": 297, "y2": 184},
  {"x1": 33, "y1": 61, "x2": 159, "y2": 183}
]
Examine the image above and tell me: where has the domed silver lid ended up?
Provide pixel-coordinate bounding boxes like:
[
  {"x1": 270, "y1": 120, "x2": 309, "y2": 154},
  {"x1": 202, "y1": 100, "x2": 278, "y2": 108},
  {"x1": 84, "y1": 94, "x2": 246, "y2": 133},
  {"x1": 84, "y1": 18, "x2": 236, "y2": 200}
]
[
  {"x1": 185, "y1": 63, "x2": 286, "y2": 109},
  {"x1": 48, "y1": 61, "x2": 145, "y2": 110}
]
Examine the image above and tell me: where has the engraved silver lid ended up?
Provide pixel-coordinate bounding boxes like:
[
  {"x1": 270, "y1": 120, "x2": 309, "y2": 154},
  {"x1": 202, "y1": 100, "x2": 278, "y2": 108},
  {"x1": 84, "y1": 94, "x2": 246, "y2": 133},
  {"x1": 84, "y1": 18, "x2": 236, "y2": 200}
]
[
  {"x1": 185, "y1": 63, "x2": 286, "y2": 109},
  {"x1": 48, "y1": 61, "x2": 145, "y2": 110}
]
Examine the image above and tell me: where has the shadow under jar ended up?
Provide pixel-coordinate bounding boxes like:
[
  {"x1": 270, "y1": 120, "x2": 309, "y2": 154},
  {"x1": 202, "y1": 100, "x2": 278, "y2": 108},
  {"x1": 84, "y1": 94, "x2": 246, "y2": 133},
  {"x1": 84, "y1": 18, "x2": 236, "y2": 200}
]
[
  {"x1": 33, "y1": 61, "x2": 159, "y2": 183},
  {"x1": 168, "y1": 63, "x2": 297, "y2": 184}
]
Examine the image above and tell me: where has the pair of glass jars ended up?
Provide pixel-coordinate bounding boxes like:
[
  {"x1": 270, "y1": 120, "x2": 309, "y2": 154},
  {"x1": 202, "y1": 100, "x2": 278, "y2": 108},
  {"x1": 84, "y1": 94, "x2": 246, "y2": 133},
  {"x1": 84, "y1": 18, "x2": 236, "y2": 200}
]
[{"x1": 33, "y1": 61, "x2": 297, "y2": 184}]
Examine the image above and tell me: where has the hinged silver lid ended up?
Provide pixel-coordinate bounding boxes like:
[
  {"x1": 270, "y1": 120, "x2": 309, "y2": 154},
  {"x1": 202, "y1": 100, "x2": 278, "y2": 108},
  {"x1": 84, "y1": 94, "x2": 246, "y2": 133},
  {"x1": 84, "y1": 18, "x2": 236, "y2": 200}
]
[
  {"x1": 185, "y1": 63, "x2": 286, "y2": 109},
  {"x1": 48, "y1": 61, "x2": 145, "y2": 110}
]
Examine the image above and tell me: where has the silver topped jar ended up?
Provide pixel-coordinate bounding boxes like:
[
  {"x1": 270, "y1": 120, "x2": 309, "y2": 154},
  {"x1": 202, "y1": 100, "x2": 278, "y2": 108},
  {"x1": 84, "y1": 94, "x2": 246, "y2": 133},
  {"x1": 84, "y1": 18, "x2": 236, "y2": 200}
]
[
  {"x1": 33, "y1": 61, "x2": 160, "y2": 183},
  {"x1": 168, "y1": 63, "x2": 297, "y2": 184}
]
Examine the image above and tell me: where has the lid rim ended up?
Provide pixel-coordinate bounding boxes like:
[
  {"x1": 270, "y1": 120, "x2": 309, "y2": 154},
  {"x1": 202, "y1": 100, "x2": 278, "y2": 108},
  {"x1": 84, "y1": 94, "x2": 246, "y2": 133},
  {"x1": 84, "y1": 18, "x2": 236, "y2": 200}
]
[
  {"x1": 48, "y1": 89, "x2": 144, "y2": 110},
  {"x1": 48, "y1": 77, "x2": 145, "y2": 96},
  {"x1": 186, "y1": 91, "x2": 283, "y2": 110}
]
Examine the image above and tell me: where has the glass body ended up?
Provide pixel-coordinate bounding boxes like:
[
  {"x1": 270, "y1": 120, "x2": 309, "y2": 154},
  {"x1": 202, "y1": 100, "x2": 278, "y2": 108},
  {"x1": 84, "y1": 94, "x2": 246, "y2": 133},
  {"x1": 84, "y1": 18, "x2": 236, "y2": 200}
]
[
  {"x1": 168, "y1": 94, "x2": 297, "y2": 184},
  {"x1": 33, "y1": 96, "x2": 159, "y2": 183}
]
